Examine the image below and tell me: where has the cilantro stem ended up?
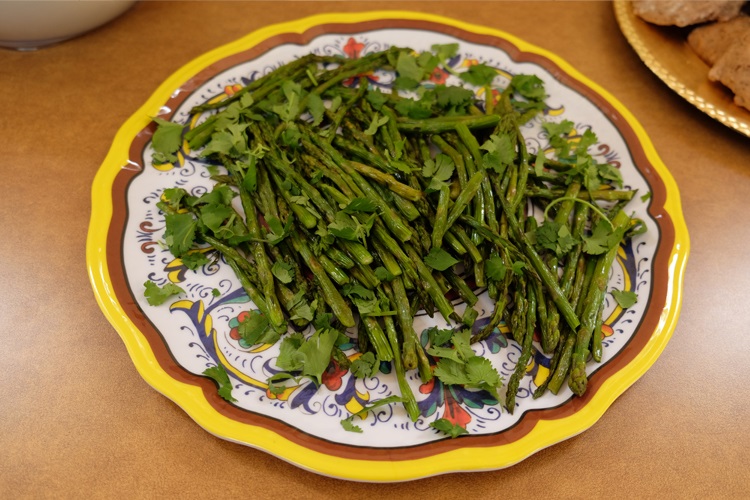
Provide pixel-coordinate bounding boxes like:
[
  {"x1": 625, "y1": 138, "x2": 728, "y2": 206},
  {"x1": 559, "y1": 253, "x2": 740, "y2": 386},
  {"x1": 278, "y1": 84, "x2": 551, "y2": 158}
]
[{"x1": 543, "y1": 196, "x2": 614, "y2": 229}]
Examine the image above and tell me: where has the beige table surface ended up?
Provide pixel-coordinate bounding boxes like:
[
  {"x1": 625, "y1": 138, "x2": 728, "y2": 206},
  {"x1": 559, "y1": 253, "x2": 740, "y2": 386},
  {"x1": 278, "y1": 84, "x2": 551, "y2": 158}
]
[{"x1": 2, "y1": 1, "x2": 749, "y2": 497}]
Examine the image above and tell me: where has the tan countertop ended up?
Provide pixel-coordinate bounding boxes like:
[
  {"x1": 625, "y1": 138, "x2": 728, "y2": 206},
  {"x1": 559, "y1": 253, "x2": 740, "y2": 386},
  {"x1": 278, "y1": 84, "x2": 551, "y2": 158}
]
[{"x1": 2, "y1": 1, "x2": 749, "y2": 497}]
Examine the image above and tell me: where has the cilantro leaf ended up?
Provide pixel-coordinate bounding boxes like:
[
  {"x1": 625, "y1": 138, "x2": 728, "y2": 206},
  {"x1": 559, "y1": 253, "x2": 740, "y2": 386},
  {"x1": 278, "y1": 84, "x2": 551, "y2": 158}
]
[
  {"x1": 459, "y1": 63, "x2": 497, "y2": 87},
  {"x1": 280, "y1": 123, "x2": 302, "y2": 148},
  {"x1": 427, "y1": 345, "x2": 465, "y2": 364},
  {"x1": 534, "y1": 147, "x2": 546, "y2": 178},
  {"x1": 163, "y1": 212, "x2": 198, "y2": 257},
  {"x1": 364, "y1": 113, "x2": 389, "y2": 136},
  {"x1": 373, "y1": 266, "x2": 395, "y2": 282},
  {"x1": 542, "y1": 120, "x2": 574, "y2": 158},
  {"x1": 309, "y1": 314, "x2": 331, "y2": 333},
  {"x1": 150, "y1": 116, "x2": 184, "y2": 164},
  {"x1": 425, "y1": 326, "x2": 454, "y2": 348},
  {"x1": 329, "y1": 95, "x2": 343, "y2": 113},
  {"x1": 237, "y1": 310, "x2": 275, "y2": 346},
  {"x1": 199, "y1": 203, "x2": 234, "y2": 233},
  {"x1": 480, "y1": 134, "x2": 515, "y2": 174},
  {"x1": 422, "y1": 153, "x2": 454, "y2": 178},
  {"x1": 450, "y1": 329, "x2": 476, "y2": 360},
  {"x1": 510, "y1": 74, "x2": 546, "y2": 101},
  {"x1": 282, "y1": 289, "x2": 315, "y2": 323},
  {"x1": 417, "y1": 51, "x2": 441, "y2": 76},
  {"x1": 598, "y1": 162, "x2": 623, "y2": 187},
  {"x1": 511, "y1": 261, "x2": 527, "y2": 276},
  {"x1": 198, "y1": 130, "x2": 234, "y2": 158},
  {"x1": 556, "y1": 225, "x2": 577, "y2": 255},
  {"x1": 485, "y1": 255, "x2": 507, "y2": 281},
  {"x1": 275, "y1": 329, "x2": 338, "y2": 386},
  {"x1": 611, "y1": 289, "x2": 638, "y2": 308},
  {"x1": 266, "y1": 372, "x2": 296, "y2": 396},
  {"x1": 430, "y1": 330, "x2": 482, "y2": 374},
  {"x1": 239, "y1": 92, "x2": 254, "y2": 108},
  {"x1": 239, "y1": 158, "x2": 258, "y2": 193},
  {"x1": 289, "y1": 194, "x2": 322, "y2": 220},
  {"x1": 271, "y1": 261, "x2": 294, "y2": 284},
  {"x1": 328, "y1": 211, "x2": 372, "y2": 243},
  {"x1": 366, "y1": 88, "x2": 388, "y2": 111},
  {"x1": 434, "y1": 85, "x2": 474, "y2": 112},
  {"x1": 190, "y1": 184, "x2": 235, "y2": 207},
  {"x1": 580, "y1": 156, "x2": 602, "y2": 194},
  {"x1": 200, "y1": 123, "x2": 249, "y2": 158},
  {"x1": 328, "y1": 213, "x2": 360, "y2": 241},
  {"x1": 202, "y1": 365, "x2": 237, "y2": 402},
  {"x1": 542, "y1": 119, "x2": 575, "y2": 141},
  {"x1": 430, "y1": 418, "x2": 468, "y2": 438},
  {"x1": 433, "y1": 355, "x2": 501, "y2": 400},
  {"x1": 181, "y1": 251, "x2": 210, "y2": 271},
  {"x1": 576, "y1": 128, "x2": 598, "y2": 155},
  {"x1": 265, "y1": 216, "x2": 292, "y2": 245},
  {"x1": 306, "y1": 92, "x2": 325, "y2": 126},
  {"x1": 394, "y1": 97, "x2": 433, "y2": 119},
  {"x1": 143, "y1": 280, "x2": 185, "y2": 306},
  {"x1": 464, "y1": 356, "x2": 502, "y2": 398},
  {"x1": 535, "y1": 220, "x2": 577, "y2": 258},
  {"x1": 391, "y1": 138, "x2": 405, "y2": 160},
  {"x1": 430, "y1": 43, "x2": 459, "y2": 63},
  {"x1": 340, "y1": 419, "x2": 363, "y2": 433},
  {"x1": 432, "y1": 356, "x2": 468, "y2": 385},
  {"x1": 271, "y1": 80, "x2": 304, "y2": 122},
  {"x1": 422, "y1": 153, "x2": 455, "y2": 192},
  {"x1": 350, "y1": 352, "x2": 379, "y2": 379},
  {"x1": 159, "y1": 187, "x2": 188, "y2": 212},
  {"x1": 342, "y1": 284, "x2": 381, "y2": 315},
  {"x1": 290, "y1": 301, "x2": 315, "y2": 323},
  {"x1": 424, "y1": 247, "x2": 459, "y2": 271},
  {"x1": 394, "y1": 51, "x2": 423, "y2": 90},
  {"x1": 276, "y1": 332, "x2": 305, "y2": 372},
  {"x1": 583, "y1": 219, "x2": 627, "y2": 255}
]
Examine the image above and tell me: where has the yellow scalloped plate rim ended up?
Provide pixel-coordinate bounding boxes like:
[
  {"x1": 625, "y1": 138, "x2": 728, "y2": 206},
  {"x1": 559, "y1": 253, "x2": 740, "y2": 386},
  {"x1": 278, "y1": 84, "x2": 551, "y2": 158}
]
[{"x1": 87, "y1": 10, "x2": 689, "y2": 482}]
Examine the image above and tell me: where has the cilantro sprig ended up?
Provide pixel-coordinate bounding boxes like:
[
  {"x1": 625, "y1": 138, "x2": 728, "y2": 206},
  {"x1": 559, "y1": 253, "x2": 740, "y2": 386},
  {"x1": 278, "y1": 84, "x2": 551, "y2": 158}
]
[{"x1": 428, "y1": 330, "x2": 503, "y2": 400}]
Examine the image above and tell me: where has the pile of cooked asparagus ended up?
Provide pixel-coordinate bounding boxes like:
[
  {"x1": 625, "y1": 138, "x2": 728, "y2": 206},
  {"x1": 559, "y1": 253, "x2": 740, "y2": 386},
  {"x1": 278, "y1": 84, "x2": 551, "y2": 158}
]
[{"x1": 151, "y1": 45, "x2": 640, "y2": 419}]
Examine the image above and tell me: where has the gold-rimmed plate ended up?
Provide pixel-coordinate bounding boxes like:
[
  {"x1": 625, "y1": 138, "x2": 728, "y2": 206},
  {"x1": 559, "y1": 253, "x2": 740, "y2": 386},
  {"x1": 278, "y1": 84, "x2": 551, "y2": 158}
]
[{"x1": 614, "y1": 0, "x2": 750, "y2": 137}]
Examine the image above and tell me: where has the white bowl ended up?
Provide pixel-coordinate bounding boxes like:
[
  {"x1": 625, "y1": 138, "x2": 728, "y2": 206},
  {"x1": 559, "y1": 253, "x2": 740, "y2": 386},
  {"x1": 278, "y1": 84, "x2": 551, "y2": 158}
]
[{"x1": 0, "y1": 0, "x2": 137, "y2": 50}]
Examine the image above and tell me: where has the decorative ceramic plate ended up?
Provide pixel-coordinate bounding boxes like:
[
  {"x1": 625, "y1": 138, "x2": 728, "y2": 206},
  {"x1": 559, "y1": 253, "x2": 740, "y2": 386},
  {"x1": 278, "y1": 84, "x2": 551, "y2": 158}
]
[
  {"x1": 614, "y1": 0, "x2": 750, "y2": 137},
  {"x1": 87, "y1": 11, "x2": 689, "y2": 481}
]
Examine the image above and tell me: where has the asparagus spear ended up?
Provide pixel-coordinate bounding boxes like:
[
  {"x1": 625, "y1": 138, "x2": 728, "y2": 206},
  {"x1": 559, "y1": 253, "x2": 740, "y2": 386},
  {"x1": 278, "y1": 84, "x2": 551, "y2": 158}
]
[{"x1": 569, "y1": 210, "x2": 631, "y2": 396}]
